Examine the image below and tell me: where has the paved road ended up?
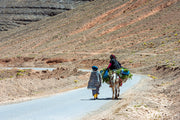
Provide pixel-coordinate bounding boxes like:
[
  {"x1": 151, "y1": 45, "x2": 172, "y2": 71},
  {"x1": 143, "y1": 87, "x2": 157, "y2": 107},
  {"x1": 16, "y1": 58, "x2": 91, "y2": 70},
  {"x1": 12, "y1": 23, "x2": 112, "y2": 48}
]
[
  {"x1": 0, "y1": 67, "x2": 55, "y2": 71},
  {"x1": 0, "y1": 74, "x2": 145, "y2": 120}
]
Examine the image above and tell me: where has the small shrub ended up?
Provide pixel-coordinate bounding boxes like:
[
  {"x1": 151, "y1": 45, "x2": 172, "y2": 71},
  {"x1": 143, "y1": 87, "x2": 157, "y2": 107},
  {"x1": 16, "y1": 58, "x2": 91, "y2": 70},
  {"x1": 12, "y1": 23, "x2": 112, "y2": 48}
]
[
  {"x1": 161, "y1": 44, "x2": 165, "y2": 47},
  {"x1": 16, "y1": 69, "x2": 26, "y2": 76},
  {"x1": 129, "y1": 60, "x2": 133, "y2": 63},
  {"x1": 16, "y1": 72, "x2": 24, "y2": 76},
  {"x1": 165, "y1": 60, "x2": 169, "y2": 63},
  {"x1": 144, "y1": 105, "x2": 148, "y2": 108},
  {"x1": 148, "y1": 74, "x2": 158, "y2": 79},
  {"x1": 17, "y1": 55, "x2": 21, "y2": 58},
  {"x1": 18, "y1": 70, "x2": 25, "y2": 73},
  {"x1": 134, "y1": 104, "x2": 141, "y2": 107},
  {"x1": 74, "y1": 80, "x2": 78, "y2": 83}
]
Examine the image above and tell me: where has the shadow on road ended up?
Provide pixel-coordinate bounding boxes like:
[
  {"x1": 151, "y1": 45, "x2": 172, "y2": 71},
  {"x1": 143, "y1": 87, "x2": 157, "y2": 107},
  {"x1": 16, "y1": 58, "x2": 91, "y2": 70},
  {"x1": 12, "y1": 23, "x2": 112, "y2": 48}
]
[{"x1": 81, "y1": 98, "x2": 122, "y2": 101}]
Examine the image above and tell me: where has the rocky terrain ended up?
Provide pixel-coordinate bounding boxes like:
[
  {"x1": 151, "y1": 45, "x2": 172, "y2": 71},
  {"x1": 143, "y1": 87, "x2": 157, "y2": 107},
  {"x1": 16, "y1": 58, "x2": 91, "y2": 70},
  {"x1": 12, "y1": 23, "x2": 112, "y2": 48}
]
[
  {"x1": 0, "y1": 0, "x2": 179, "y2": 119},
  {"x1": 0, "y1": 0, "x2": 90, "y2": 31}
]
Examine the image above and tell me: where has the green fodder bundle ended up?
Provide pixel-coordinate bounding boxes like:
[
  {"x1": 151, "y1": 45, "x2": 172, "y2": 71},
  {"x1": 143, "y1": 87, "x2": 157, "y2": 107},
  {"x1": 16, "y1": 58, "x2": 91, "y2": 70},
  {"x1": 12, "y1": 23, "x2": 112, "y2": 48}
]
[
  {"x1": 100, "y1": 68, "x2": 133, "y2": 83},
  {"x1": 100, "y1": 68, "x2": 111, "y2": 83}
]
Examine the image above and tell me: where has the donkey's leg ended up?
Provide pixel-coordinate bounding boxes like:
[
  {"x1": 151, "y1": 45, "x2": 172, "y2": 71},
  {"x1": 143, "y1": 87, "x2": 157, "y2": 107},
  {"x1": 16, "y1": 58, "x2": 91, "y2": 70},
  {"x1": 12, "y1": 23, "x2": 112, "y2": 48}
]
[
  {"x1": 112, "y1": 86, "x2": 115, "y2": 99},
  {"x1": 115, "y1": 86, "x2": 117, "y2": 99},
  {"x1": 117, "y1": 85, "x2": 120, "y2": 97},
  {"x1": 115, "y1": 83, "x2": 119, "y2": 99},
  {"x1": 111, "y1": 72, "x2": 117, "y2": 99}
]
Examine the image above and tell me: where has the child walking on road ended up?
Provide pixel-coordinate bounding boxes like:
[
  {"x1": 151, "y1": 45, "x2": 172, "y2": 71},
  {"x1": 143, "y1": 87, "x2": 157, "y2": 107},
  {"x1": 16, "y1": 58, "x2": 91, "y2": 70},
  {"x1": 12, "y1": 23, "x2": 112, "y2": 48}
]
[{"x1": 87, "y1": 66, "x2": 102, "y2": 100}]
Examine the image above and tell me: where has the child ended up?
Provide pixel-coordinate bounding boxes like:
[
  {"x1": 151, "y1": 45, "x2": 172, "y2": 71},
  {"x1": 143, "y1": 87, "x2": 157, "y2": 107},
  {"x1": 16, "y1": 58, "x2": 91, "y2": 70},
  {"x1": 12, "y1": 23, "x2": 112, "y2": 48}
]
[{"x1": 87, "y1": 66, "x2": 102, "y2": 100}]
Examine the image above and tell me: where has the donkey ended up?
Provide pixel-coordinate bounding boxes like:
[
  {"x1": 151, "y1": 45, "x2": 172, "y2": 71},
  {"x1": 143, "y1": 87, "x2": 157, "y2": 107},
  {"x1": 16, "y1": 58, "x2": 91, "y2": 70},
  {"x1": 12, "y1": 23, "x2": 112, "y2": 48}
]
[{"x1": 109, "y1": 71, "x2": 122, "y2": 99}]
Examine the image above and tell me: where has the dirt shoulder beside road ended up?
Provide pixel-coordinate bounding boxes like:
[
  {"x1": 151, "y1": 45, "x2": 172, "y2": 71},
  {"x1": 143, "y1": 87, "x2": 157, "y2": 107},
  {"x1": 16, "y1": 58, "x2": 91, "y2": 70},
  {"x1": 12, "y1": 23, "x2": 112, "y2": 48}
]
[{"x1": 0, "y1": 67, "x2": 90, "y2": 105}]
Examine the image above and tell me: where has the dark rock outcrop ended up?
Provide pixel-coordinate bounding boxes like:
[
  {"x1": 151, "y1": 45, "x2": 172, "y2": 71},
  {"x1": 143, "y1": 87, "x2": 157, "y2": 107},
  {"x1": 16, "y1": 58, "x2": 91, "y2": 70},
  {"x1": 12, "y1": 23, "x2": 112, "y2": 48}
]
[{"x1": 0, "y1": 0, "x2": 91, "y2": 31}]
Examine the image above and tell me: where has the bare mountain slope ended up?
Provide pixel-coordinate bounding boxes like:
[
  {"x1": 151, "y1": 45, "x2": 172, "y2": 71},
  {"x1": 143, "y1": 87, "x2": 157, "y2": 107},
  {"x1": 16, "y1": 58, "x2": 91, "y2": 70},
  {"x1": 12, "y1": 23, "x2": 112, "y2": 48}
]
[
  {"x1": 0, "y1": 0, "x2": 179, "y2": 76},
  {"x1": 0, "y1": 0, "x2": 179, "y2": 62}
]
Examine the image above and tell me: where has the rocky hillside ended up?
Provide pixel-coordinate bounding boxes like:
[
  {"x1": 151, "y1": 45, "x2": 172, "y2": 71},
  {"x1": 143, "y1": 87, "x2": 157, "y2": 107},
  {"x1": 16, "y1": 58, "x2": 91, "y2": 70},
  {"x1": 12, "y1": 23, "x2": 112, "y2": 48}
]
[
  {"x1": 0, "y1": 0, "x2": 90, "y2": 31},
  {"x1": 0, "y1": 0, "x2": 179, "y2": 69}
]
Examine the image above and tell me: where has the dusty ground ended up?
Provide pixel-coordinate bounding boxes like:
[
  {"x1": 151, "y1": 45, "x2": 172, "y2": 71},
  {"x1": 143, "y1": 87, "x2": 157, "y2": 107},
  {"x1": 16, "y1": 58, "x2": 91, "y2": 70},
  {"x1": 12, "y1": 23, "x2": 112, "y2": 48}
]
[
  {"x1": 0, "y1": 0, "x2": 179, "y2": 119},
  {"x1": 0, "y1": 66, "x2": 90, "y2": 104}
]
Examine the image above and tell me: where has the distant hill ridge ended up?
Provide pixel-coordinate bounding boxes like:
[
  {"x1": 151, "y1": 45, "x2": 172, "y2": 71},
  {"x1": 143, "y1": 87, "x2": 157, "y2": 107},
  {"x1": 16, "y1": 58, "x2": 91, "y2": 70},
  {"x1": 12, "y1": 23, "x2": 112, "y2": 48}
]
[{"x1": 0, "y1": 0, "x2": 90, "y2": 31}]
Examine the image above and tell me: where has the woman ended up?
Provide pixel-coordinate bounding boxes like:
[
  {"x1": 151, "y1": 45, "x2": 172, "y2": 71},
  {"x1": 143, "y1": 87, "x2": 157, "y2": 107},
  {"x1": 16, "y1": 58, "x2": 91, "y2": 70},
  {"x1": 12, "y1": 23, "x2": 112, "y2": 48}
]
[
  {"x1": 87, "y1": 66, "x2": 102, "y2": 100},
  {"x1": 107, "y1": 54, "x2": 122, "y2": 87},
  {"x1": 107, "y1": 54, "x2": 122, "y2": 70}
]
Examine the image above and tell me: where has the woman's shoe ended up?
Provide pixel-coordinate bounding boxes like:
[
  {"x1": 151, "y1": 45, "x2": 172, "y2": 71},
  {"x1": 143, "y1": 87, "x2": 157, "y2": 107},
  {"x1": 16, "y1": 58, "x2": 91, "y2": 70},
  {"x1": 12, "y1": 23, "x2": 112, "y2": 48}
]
[
  {"x1": 96, "y1": 94, "x2": 98, "y2": 99},
  {"x1": 94, "y1": 94, "x2": 97, "y2": 100}
]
